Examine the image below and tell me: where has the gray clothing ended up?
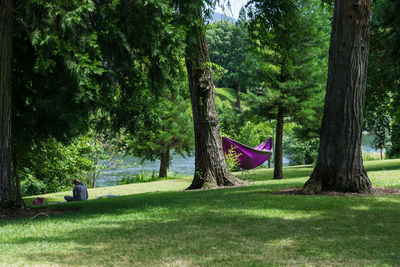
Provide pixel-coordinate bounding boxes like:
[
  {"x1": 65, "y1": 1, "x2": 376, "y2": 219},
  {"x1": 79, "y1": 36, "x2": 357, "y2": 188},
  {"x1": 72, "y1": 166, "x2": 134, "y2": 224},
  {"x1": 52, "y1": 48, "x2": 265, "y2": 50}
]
[{"x1": 64, "y1": 182, "x2": 88, "y2": 202}]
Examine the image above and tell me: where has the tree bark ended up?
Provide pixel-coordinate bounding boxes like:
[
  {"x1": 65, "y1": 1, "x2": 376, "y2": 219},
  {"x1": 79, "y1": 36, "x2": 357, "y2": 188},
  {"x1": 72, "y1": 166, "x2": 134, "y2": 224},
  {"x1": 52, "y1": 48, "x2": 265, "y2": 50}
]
[
  {"x1": 12, "y1": 151, "x2": 25, "y2": 208},
  {"x1": 159, "y1": 148, "x2": 170, "y2": 178},
  {"x1": 273, "y1": 106, "x2": 284, "y2": 179},
  {"x1": 236, "y1": 83, "x2": 241, "y2": 110},
  {"x1": 182, "y1": 4, "x2": 247, "y2": 190},
  {"x1": 302, "y1": 0, "x2": 372, "y2": 194},
  {"x1": 0, "y1": 0, "x2": 23, "y2": 209}
]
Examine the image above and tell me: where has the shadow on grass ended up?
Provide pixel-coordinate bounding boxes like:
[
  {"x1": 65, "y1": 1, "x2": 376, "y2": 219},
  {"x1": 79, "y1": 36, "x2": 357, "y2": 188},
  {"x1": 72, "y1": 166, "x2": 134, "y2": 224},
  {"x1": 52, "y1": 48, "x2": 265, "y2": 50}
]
[
  {"x1": 238, "y1": 165, "x2": 313, "y2": 182},
  {"x1": 238, "y1": 159, "x2": 400, "y2": 183},
  {"x1": 5, "y1": 182, "x2": 400, "y2": 266}
]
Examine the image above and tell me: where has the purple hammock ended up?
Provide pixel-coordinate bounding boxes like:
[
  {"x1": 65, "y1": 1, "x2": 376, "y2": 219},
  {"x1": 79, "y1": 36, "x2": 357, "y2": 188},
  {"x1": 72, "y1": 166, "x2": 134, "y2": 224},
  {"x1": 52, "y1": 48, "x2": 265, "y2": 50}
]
[{"x1": 222, "y1": 136, "x2": 273, "y2": 169}]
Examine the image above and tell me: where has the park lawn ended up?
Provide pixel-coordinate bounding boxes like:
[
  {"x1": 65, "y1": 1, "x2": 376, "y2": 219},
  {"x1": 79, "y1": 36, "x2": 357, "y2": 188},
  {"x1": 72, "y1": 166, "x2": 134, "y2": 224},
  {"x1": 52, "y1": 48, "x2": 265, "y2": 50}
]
[{"x1": 1, "y1": 159, "x2": 400, "y2": 266}]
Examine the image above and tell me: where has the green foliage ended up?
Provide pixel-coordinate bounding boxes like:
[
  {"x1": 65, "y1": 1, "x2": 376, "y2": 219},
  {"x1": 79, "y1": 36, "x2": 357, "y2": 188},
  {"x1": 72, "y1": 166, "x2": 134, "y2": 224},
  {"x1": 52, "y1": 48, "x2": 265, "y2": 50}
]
[
  {"x1": 388, "y1": 115, "x2": 400, "y2": 158},
  {"x1": 126, "y1": 93, "x2": 194, "y2": 165},
  {"x1": 118, "y1": 171, "x2": 180, "y2": 185},
  {"x1": 237, "y1": 121, "x2": 274, "y2": 148},
  {"x1": 215, "y1": 88, "x2": 274, "y2": 149},
  {"x1": 362, "y1": 147, "x2": 385, "y2": 161},
  {"x1": 247, "y1": 0, "x2": 330, "y2": 119},
  {"x1": 245, "y1": 0, "x2": 330, "y2": 172},
  {"x1": 118, "y1": 171, "x2": 158, "y2": 185},
  {"x1": 11, "y1": 0, "x2": 191, "y2": 195},
  {"x1": 19, "y1": 171, "x2": 47, "y2": 197},
  {"x1": 206, "y1": 11, "x2": 261, "y2": 91},
  {"x1": 13, "y1": 0, "x2": 104, "y2": 146},
  {"x1": 364, "y1": 0, "x2": 400, "y2": 159},
  {"x1": 84, "y1": 127, "x2": 126, "y2": 187},
  {"x1": 18, "y1": 136, "x2": 97, "y2": 195},
  {"x1": 284, "y1": 135, "x2": 319, "y2": 166},
  {"x1": 224, "y1": 146, "x2": 242, "y2": 172}
]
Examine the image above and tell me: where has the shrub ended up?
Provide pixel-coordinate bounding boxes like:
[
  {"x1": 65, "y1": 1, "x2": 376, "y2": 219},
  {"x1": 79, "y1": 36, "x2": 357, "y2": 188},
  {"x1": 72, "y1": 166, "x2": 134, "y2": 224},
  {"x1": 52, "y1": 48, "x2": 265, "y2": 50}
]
[
  {"x1": 224, "y1": 147, "x2": 242, "y2": 172},
  {"x1": 20, "y1": 170, "x2": 46, "y2": 197},
  {"x1": 18, "y1": 137, "x2": 95, "y2": 194},
  {"x1": 284, "y1": 136, "x2": 319, "y2": 166},
  {"x1": 362, "y1": 146, "x2": 385, "y2": 161}
]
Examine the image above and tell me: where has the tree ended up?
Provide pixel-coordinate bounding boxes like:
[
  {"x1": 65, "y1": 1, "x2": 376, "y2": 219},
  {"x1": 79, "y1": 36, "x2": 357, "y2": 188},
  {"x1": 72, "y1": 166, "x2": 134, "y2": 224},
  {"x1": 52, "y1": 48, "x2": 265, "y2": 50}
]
[
  {"x1": 0, "y1": 0, "x2": 24, "y2": 209},
  {"x1": 302, "y1": 0, "x2": 372, "y2": 194},
  {"x1": 364, "y1": 0, "x2": 400, "y2": 159},
  {"x1": 206, "y1": 8, "x2": 259, "y2": 109},
  {"x1": 92, "y1": 0, "x2": 195, "y2": 179},
  {"x1": 248, "y1": 0, "x2": 330, "y2": 179},
  {"x1": 10, "y1": 0, "x2": 104, "y2": 199},
  {"x1": 127, "y1": 93, "x2": 194, "y2": 178},
  {"x1": 179, "y1": 1, "x2": 246, "y2": 189}
]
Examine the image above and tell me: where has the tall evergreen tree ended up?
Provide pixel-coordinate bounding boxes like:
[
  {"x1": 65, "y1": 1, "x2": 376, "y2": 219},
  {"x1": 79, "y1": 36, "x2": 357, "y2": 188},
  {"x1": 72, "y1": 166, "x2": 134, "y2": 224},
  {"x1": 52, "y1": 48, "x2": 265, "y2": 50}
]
[
  {"x1": 248, "y1": 0, "x2": 330, "y2": 179},
  {"x1": 93, "y1": 0, "x2": 193, "y2": 177},
  {"x1": 206, "y1": 8, "x2": 259, "y2": 109},
  {"x1": 127, "y1": 93, "x2": 194, "y2": 178},
  {"x1": 302, "y1": 0, "x2": 372, "y2": 194}
]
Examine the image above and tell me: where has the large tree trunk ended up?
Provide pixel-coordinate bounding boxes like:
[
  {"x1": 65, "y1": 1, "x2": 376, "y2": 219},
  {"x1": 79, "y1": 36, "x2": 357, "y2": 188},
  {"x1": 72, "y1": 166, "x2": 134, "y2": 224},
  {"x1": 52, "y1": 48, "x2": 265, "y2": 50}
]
[
  {"x1": 0, "y1": 0, "x2": 23, "y2": 209},
  {"x1": 182, "y1": 4, "x2": 246, "y2": 190},
  {"x1": 302, "y1": 0, "x2": 372, "y2": 194},
  {"x1": 273, "y1": 106, "x2": 284, "y2": 179},
  {"x1": 159, "y1": 148, "x2": 170, "y2": 178}
]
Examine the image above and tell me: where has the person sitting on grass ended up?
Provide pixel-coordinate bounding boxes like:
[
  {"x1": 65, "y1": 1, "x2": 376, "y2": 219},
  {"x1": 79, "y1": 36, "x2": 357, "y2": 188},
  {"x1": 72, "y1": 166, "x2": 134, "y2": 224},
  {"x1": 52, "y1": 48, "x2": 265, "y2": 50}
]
[{"x1": 64, "y1": 179, "x2": 89, "y2": 202}]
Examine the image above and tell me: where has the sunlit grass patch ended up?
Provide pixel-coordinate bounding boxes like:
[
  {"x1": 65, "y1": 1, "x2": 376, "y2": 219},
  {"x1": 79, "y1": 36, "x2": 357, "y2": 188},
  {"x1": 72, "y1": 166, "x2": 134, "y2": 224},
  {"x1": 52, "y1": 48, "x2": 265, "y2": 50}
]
[{"x1": 2, "y1": 159, "x2": 400, "y2": 266}]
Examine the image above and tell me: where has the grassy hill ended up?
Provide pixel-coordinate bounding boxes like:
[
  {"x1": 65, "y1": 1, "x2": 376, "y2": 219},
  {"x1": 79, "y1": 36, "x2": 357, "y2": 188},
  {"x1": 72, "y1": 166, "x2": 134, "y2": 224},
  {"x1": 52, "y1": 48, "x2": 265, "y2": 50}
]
[
  {"x1": 2, "y1": 159, "x2": 400, "y2": 266},
  {"x1": 215, "y1": 87, "x2": 249, "y2": 110}
]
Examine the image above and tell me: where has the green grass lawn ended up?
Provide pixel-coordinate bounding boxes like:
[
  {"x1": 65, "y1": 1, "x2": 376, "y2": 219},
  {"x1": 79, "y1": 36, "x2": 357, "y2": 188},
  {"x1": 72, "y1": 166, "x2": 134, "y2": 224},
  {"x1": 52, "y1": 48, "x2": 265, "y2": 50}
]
[{"x1": 1, "y1": 159, "x2": 400, "y2": 266}]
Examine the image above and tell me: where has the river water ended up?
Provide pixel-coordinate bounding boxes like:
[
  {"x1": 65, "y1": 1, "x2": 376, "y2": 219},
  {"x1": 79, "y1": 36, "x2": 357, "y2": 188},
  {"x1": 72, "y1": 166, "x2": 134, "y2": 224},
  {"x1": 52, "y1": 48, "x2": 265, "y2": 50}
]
[
  {"x1": 96, "y1": 154, "x2": 286, "y2": 187},
  {"x1": 97, "y1": 133, "x2": 377, "y2": 187},
  {"x1": 96, "y1": 154, "x2": 195, "y2": 187}
]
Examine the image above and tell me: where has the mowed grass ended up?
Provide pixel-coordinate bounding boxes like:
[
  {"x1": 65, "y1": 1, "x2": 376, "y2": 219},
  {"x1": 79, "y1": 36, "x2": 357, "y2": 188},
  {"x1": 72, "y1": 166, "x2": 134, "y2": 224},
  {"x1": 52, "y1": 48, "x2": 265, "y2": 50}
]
[{"x1": 1, "y1": 159, "x2": 400, "y2": 266}]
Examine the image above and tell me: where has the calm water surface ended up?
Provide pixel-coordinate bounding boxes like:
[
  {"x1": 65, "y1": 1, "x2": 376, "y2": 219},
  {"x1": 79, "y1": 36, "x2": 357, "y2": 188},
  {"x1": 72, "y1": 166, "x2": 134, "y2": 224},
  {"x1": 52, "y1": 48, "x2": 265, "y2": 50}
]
[
  {"x1": 96, "y1": 154, "x2": 195, "y2": 187},
  {"x1": 96, "y1": 153, "x2": 289, "y2": 187}
]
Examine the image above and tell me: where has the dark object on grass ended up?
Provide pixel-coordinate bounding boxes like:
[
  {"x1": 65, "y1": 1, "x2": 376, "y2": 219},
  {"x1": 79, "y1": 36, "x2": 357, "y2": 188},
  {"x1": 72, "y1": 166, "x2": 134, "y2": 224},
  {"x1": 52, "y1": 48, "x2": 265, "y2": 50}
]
[
  {"x1": 64, "y1": 179, "x2": 88, "y2": 202},
  {"x1": 32, "y1": 197, "x2": 46, "y2": 205}
]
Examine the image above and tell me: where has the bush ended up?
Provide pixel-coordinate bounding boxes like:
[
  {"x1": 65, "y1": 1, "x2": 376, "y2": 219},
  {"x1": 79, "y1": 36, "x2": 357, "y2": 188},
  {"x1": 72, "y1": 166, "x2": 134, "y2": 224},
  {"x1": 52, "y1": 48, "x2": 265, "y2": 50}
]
[
  {"x1": 224, "y1": 147, "x2": 242, "y2": 172},
  {"x1": 362, "y1": 146, "x2": 385, "y2": 161},
  {"x1": 236, "y1": 121, "x2": 274, "y2": 148},
  {"x1": 18, "y1": 137, "x2": 95, "y2": 194},
  {"x1": 20, "y1": 170, "x2": 46, "y2": 197},
  {"x1": 284, "y1": 136, "x2": 319, "y2": 166}
]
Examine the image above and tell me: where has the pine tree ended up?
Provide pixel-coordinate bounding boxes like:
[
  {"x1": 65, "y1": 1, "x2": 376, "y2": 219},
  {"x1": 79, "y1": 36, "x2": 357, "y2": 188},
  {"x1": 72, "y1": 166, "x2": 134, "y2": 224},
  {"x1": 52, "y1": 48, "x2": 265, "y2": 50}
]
[{"x1": 248, "y1": 0, "x2": 330, "y2": 179}]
